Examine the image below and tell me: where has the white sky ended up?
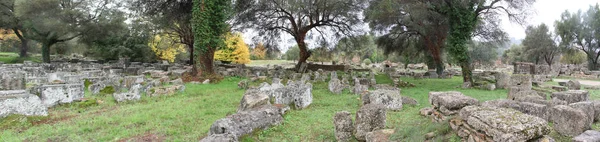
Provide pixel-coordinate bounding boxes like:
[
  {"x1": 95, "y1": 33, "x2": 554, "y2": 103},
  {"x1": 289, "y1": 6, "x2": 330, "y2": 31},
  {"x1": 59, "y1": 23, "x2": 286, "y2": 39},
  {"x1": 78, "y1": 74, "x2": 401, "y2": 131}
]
[
  {"x1": 241, "y1": 0, "x2": 600, "y2": 52},
  {"x1": 502, "y1": 0, "x2": 600, "y2": 39}
]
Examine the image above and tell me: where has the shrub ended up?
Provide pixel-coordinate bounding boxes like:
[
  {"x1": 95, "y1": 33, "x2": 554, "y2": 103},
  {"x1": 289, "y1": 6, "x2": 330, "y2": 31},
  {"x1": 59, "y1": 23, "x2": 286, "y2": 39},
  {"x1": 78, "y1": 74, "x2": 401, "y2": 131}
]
[{"x1": 363, "y1": 59, "x2": 372, "y2": 65}]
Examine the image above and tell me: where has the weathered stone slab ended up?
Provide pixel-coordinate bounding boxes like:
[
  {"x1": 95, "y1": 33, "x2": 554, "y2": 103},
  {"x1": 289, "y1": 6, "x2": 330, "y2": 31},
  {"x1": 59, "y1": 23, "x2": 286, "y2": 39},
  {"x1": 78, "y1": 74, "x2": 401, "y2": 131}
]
[
  {"x1": 113, "y1": 84, "x2": 142, "y2": 102},
  {"x1": 569, "y1": 102, "x2": 596, "y2": 125},
  {"x1": 567, "y1": 80, "x2": 582, "y2": 90},
  {"x1": 0, "y1": 71, "x2": 26, "y2": 90},
  {"x1": 33, "y1": 84, "x2": 85, "y2": 107},
  {"x1": 237, "y1": 89, "x2": 270, "y2": 112},
  {"x1": 459, "y1": 106, "x2": 550, "y2": 141},
  {"x1": 572, "y1": 130, "x2": 600, "y2": 142},
  {"x1": 354, "y1": 104, "x2": 387, "y2": 141},
  {"x1": 550, "y1": 105, "x2": 591, "y2": 136},
  {"x1": 366, "y1": 129, "x2": 395, "y2": 142},
  {"x1": 0, "y1": 90, "x2": 48, "y2": 118},
  {"x1": 362, "y1": 89, "x2": 403, "y2": 111},
  {"x1": 429, "y1": 91, "x2": 479, "y2": 115},
  {"x1": 334, "y1": 111, "x2": 354, "y2": 142},
  {"x1": 551, "y1": 90, "x2": 589, "y2": 104},
  {"x1": 208, "y1": 105, "x2": 284, "y2": 139}
]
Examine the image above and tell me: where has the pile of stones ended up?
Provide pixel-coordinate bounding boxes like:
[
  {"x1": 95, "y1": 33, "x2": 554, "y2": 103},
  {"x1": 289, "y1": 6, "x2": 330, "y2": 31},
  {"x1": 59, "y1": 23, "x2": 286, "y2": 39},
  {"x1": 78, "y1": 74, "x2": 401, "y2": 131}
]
[
  {"x1": 0, "y1": 59, "x2": 190, "y2": 118},
  {"x1": 201, "y1": 77, "x2": 316, "y2": 141},
  {"x1": 334, "y1": 104, "x2": 388, "y2": 142}
]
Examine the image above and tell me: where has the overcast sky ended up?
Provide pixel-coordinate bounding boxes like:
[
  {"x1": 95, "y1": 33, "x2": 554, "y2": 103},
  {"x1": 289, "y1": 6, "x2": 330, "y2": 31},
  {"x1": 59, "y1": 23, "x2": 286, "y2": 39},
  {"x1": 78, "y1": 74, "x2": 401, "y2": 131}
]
[{"x1": 502, "y1": 0, "x2": 600, "y2": 39}]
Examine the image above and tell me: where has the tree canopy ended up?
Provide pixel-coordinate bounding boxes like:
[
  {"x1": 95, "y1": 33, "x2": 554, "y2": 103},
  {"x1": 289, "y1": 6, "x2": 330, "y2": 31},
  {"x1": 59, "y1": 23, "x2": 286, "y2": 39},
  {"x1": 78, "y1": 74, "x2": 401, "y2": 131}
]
[
  {"x1": 233, "y1": 0, "x2": 369, "y2": 71},
  {"x1": 522, "y1": 23, "x2": 560, "y2": 67},
  {"x1": 555, "y1": 4, "x2": 600, "y2": 70}
]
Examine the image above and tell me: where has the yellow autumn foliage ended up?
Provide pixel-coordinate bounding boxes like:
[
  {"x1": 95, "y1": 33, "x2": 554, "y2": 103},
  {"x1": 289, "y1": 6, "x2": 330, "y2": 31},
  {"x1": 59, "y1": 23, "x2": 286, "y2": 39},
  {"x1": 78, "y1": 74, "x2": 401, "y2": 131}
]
[
  {"x1": 215, "y1": 32, "x2": 250, "y2": 64},
  {"x1": 0, "y1": 29, "x2": 18, "y2": 41},
  {"x1": 149, "y1": 34, "x2": 187, "y2": 63},
  {"x1": 251, "y1": 42, "x2": 267, "y2": 60}
]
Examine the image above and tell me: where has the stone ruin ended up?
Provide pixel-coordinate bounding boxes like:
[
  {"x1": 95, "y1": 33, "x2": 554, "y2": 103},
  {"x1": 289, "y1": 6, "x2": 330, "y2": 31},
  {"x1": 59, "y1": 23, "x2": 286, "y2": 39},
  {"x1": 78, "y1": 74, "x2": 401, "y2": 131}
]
[
  {"x1": 426, "y1": 70, "x2": 600, "y2": 141},
  {"x1": 0, "y1": 59, "x2": 189, "y2": 118},
  {"x1": 202, "y1": 75, "x2": 317, "y2": 141}
]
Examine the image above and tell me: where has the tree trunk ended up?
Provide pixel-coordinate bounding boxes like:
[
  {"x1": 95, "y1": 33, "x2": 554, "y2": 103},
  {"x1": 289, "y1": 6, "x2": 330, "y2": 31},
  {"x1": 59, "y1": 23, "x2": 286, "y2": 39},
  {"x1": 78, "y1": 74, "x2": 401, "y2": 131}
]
[
  {"x1": 12, "y1": 28, "x2": 29, "y2": 58},
  {"x1": 42, "y1": 42, "x2": 51, "y2": 63},
  {"x1": 460, "y1": 61, "x2": 473, "y2": 87},
  {"x1": 435, "y1": 61, "x2": 445, "y2": 77},
  {"x1": 188, "y1": 45, "x2": 194, "y2": 65},
  {"x1": 588, "y1": 59, "x2": 598, "y2": 71},
  {"x1": 199, "y1": 48, "x2": 216, "y2": 75},
  {"x1": 294, "y1": 36, "x2": 311, "y2": 72}
]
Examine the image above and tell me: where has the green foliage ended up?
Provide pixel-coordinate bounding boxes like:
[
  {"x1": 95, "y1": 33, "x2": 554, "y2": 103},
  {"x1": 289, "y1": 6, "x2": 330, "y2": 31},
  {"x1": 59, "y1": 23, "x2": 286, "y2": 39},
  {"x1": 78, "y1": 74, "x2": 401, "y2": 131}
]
[
  {"x1": 284, "y1": 46, "x2": 300, "y2": 61},
  {"x1": 502, "y1": 44, "x2": 526, "y2": 64},
  {"x1": 561, "y1": 49, "x2": 587, "y2": 65},
  {"x1": 369, "y1": 49, "x2": 386, "y2": 63},
  {"x1": 334, "y1": 34, "x2": 379, "y2": 63},
  {"x1": 469, "y1": 41, "x2": 499, "y2": 66},
  {"x1": 84, "y1": 79, "x2": 93, "y2": 89},
  {"x1": 522, "y1": 24, "x2": 560, "y2": 65},
  {"x1": 308, "y1": 46, "x2": 333, "y2": 63},
  {"x1": 192, "y1": 0, "x2": 231, "y2": 72},
  {"x1": 555, "y1": 4, "x2": 600, "y2": 70},
  {"x1": 99, "y1": 86, "x2": 115, "y2": 95},
  {"x1": 15, "y1": 0, "x2": 114, "y2": 62},
  {"x1": 362, "y1": 58, "x2": 372, "y2": 65}
]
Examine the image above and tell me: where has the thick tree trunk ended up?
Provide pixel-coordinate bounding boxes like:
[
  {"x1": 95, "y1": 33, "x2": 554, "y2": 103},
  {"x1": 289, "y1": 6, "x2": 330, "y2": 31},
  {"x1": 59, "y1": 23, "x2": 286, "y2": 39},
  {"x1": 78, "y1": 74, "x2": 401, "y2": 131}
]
[
  {"x1": 12, "y1": 28, "x2": 28, "y2": 58},
  {"x1": 588, "y1": 59, "x2": 598, "y2": 71},
  {"x1": 42, "y1": 42, "x2": 51, "y2": 63},
  {"x1": 188, "y1": 44, "x2": 194, "y2": 65},
  {"x1": 19, "y1": 40, "x2": 28, "y2": 58},
  {"x1": 460, "y1": 61, "x2": 473, "y2": 87},
  {"x1": 199, "y1": 48, "x2": 216, "y2": 75},
  {"x1": 294, "y1": 35, "x2": 310, "y2": 72}
]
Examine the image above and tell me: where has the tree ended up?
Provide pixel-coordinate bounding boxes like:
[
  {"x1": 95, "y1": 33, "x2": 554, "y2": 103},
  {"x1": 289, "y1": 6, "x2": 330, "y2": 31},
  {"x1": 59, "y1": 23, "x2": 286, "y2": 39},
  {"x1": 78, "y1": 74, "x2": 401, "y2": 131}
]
[
  {"x1": 431, "y1": 0, "x2": 532, "y2": 86},
  {"x1": 215, "y1": 32, "x2": 251, "y2": 64},
  {"x1": 81, "y1": 17, "x2": 157, "y2": 62},
  {"x1": 556, "y1": 4, "x2": 600, "y2": 70},
  {"x1": 309, "y1": 45, "x2": 332, "y2": 64},
  {"x1": 284, "y1": 46, "x2": 300, "y2": 61},
  {"x1": 469, "y1": 41, "x2": 499, "y2": 66},
  {"x1": 502, "y1": 44, "x2": 526, "y2": 64},
  {"x1": 365, "y1": 0, "x2": 449, "y2": 75},
  {"x1": 334, "y1": 34, "x2": 377, "y2": 64},
  {"x1": 560, "y1": 49, "x2": 587, "y2": 65},
  {"x1": 131, "y1": 0, "x2": 196, "y2": 65},
  {"x1": 233, "y1": 0, "x2": 369, "y2": 72},
  {"x1": 16, "y1": 0, "x2": 110, "y2": 63},
  {"x1": 192, "y1": 0, "x2": 231, "y2": 75},
  {"x1": 0, "y1": 0, "x2": 29, "y2": 57},
  {"x1": 251, "y1": 42, "x2": 267, "y2": 60},
  {"x1": 149, "y1": 34, "x2": 187, "y2": 63},
  {"x1": 522, "y1": 24, "x2": 560, "y2": 67}
]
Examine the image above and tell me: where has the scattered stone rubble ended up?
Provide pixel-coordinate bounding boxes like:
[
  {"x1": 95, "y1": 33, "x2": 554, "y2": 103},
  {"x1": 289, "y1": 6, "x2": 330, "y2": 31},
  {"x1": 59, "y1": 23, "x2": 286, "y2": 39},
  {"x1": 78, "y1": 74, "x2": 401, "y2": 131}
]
[{"x1": 0, "y1": 59, "x2": 190, "y2": 118}]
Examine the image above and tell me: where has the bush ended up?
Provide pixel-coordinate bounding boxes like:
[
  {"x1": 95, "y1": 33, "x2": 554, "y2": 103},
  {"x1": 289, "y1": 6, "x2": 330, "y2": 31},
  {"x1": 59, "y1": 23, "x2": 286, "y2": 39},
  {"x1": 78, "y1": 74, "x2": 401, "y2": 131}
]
[{"x1": 363, "y1": 59, "x2": 372, "y2": 65}]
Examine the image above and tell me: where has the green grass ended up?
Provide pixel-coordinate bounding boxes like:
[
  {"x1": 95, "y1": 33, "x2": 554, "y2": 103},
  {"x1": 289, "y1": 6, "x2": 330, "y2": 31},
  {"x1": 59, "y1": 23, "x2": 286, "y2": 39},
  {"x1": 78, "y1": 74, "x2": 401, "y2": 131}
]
[
  {"x1": 1, "y1": 75, "x2": 599, "y2": 141},
  {"x1": 0, "y1": 52, "x2": 41, "y2": 63},
  {"x1": 1, "y1": 78, "x2": 245, "y2": 141}
]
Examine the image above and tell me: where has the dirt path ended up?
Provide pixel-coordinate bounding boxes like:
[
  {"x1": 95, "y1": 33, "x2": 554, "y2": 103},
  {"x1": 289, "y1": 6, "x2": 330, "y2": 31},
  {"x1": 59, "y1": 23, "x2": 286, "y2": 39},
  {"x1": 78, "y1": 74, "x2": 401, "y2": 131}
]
[{"x1": 553, "y1": 79, "x2": 600, "y2": 86}]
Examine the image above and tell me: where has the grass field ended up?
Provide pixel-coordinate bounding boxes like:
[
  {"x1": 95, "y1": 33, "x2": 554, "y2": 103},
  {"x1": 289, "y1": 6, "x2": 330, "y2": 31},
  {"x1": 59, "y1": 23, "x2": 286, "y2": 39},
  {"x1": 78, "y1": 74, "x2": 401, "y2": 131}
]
[
  {"x1": 1, "y1": 75, "x2": 599, "y2": 141},
  {"x1": 0, "y1": 52, "x2": 41, "y2": 63}
]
